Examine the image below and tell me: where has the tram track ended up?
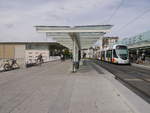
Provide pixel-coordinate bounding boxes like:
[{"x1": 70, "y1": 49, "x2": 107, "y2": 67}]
[{"x1": 91, "y1": 60, "x2": 150, "y2": 103}]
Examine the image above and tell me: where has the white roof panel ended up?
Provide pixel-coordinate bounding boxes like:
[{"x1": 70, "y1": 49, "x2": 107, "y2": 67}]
[{"x1": 35, "y1": 25, "x2": 113, "y2": 49}]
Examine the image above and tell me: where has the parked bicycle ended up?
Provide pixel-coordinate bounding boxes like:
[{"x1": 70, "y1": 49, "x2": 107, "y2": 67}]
[{"x1": 3, "y1": 59, "x2": 20, "y2": 71}]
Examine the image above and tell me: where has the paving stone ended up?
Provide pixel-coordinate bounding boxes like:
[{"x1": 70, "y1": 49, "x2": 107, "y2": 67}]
[{"x1": 0, "y1": 61, "x2": 136, "y2": 113}]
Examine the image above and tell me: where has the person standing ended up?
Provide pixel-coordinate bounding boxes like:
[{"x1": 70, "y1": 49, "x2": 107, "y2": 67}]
[
  {"x1": 60, "y1": 53, "x2": 64, "y2": 61},
  {"x1": 141, "y1": 52, "x2": 145, "y2": 64},
  {"x1": 83, "y1": 52, "x2": 86, "y2": 59},
  {"x1": 130, "y1": 54, "x2": 134, "y2": 63}
]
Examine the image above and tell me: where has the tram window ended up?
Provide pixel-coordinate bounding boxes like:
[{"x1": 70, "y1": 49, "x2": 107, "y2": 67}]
[
  {"x1": 110, "y1": 50, "x2": 112, "y2": 58},
  {"x1": 101, "y1": 51, "x2": 105, "y2": 57},
  {"x1": 106, "y1": 50, "x2": 112, "y2": 58},
  {"x1": 116, "y1": 46, "x2": 127, "y2": 49},
  {"x1": 113, "y1": 49, "x2": 118, "y2": 58}
]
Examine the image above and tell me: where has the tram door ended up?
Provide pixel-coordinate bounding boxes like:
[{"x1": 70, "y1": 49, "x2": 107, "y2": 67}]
[{"x1": 106, "y1": 50, "x2": 112, "y2": 62}]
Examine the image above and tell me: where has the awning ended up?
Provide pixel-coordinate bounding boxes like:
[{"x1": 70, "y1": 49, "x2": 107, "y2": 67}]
[
  {"x1": 35, "y1": 25, "x2": 113, "y2": 72},
  {"x1": 35, "y1": 25, "x2": 113, "y2": 49}
]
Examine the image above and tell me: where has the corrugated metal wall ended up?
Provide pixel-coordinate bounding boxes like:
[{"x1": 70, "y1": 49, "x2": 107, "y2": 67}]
[
  {"x1": 0, "y1": 44, "x2": 4, "y2": 58},
  {"x1": 0, "y1": 44, "x2": 15, "y2": 59}
]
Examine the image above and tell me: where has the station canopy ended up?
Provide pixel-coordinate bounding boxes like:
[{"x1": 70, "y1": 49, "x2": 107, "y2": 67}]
[
  {"x1": 35, "y1": 25, "x2": 113, "y2": 49},
  {"x1": 118, "y1": 30, "x2": 150, "y2": 48}
]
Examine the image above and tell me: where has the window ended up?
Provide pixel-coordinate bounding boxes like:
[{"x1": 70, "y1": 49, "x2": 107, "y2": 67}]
[
  {"x1": 106, "y1": 50, "x2": 112, "y2": 58},
  {"x1": 113, "y1": 49, "x2": 118, "y2": 58}
]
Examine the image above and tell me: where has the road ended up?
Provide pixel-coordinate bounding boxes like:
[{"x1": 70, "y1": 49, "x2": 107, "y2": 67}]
[{"x1": 93, "y1": 60, "x2": 150, "y2": 103}]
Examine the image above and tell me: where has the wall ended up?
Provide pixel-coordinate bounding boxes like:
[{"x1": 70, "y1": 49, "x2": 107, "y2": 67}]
[
  {"x1": 0, "y1": 44, "x2": 15, "y2": 59},
  {"x1": 0, "y1": 44, "x2": 26, "y2": 68},
  {"x1": 25, "y1": 50, "x2": 49, "y2": 64},
  {"x1": 83, "y1": 49, "x2": 93, "y2": 58},
  {"x1": 25, "y1": 43, "x2": 50, "y2": 64},
  {"x1": 15, "y1": 44, "x2": 26, "y2": 68}
]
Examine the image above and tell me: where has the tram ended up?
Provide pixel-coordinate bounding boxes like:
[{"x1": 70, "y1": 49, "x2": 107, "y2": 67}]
[{"x1": 100, "y1": 44, "x2": 130, "y2": 64}]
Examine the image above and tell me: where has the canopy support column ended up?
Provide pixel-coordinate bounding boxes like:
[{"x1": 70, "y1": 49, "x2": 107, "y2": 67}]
[{"x1": 70, "y1": 33, "x2": 80, "y2": 72}]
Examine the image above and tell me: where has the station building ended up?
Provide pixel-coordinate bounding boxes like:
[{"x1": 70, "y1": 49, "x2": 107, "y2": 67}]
[
  {"x1": 0, "y1": 42, "x2": 65, "y2": 68},
  {"x1": 119, "y1": 30, "x2": 150, "y2": 63}
]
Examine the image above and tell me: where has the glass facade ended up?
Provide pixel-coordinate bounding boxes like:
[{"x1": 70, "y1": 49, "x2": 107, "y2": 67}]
[{"x1": 118, "y1": 31, "x2": 150, "y2": 46}]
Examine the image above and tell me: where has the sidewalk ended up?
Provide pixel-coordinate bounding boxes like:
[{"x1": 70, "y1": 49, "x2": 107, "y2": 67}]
[
  {"x1": 69, "y1": 61, "x2": 138, "y2": 113},
  {"x1": 91, "y1": 61, "x2": 150, "y2": 113},
  {"x1": 131, "y1": 63, "x2": 150, "y2": 70},
  {"x1": 0, "y1": 60, "x2": 147, "y2": 113}
]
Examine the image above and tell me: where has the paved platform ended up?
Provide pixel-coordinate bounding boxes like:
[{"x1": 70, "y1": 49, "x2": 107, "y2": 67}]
[
  {"x1": 0, "y1": 60, "x2": 141, "y2": 113},
  {"x1": 132, "y1": 63, "x2": 150, "y2": 70}
]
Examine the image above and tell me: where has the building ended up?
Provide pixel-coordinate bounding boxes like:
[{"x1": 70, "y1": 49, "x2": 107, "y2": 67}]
[
  {"x1": 0, "y1": 42, "x2": 66, "y2": 68},
  {"x1": 82, "y1": 48, "x2": 94, "y2": 58},
  {"x1": 119, "y1": 31, "x2": 150, "y2": 49},
  {"x1": 82, "y1": 37, "x2": 119, "y2": 59},
  {"x1": 0, "y1": 43, "x2": 25, "y2": 67},
  {"x1": 94, "y1": 37, "x2": 118, "y2": 59},
  {"x1": 25, "y1": 43, "x2": 50, "y2": 64},
  {"x1": 118, "y1": 30, "x2": 150, "y2": 63},
  {"x1": 102, "y1": 37, "x2": 118, "y2": 49}
]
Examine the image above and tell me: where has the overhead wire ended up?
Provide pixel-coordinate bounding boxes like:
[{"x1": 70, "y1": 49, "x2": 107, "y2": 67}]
[
  {"x1": 105, "y1": 0, "x2": 125, "y2": 24},
  {"x1": 117, "y1": 8, "x2": 150, "y2": 32}
]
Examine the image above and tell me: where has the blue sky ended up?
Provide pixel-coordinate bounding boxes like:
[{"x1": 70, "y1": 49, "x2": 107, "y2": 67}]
[{"x1": 0, "y1": 0, "x2": 150, "y2": 42}]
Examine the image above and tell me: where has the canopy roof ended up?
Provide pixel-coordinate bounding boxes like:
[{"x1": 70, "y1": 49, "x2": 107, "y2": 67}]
[{"x1": 35, "y1": 25, "x2": 113, "y2": 49}]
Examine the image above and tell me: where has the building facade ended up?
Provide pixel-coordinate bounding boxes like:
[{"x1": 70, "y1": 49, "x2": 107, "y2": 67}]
[
  {"x1": 95, "y1": 37, "x2": 118, "y2": 59},
  {"x1": 102, "y1": 37, "x2": 118, "y2": 49},
  {"x1": 0, "y1": 42, "x2": 65, "y2": 68},
  {"x1": 118, "y1": 31, "x2": 150, "y2": 63},
  {"x1": 25, "y1": 43, "x2": 50, "y2": 64},
  {"x1": 0, "y1": 43, "x2": 25, "y2": 68}
]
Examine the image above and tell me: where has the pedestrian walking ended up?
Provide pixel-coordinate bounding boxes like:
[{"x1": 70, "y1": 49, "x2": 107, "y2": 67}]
[
  {"x1": 37, "y1": 54, "x2": 43, "y2": 65},
  {"x1": 60, "y1": 54, "x2": 64, "y2": 61}
]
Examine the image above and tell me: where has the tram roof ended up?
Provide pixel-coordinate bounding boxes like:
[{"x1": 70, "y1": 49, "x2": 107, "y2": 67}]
[{"x1": 35, "y1": 25, "x2": 113, "y2": 49}]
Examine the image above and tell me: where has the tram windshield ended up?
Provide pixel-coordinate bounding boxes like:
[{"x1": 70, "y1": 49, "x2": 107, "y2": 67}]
[{"x1": 116, "y1": 46, "x2": 128, "y2": 59}]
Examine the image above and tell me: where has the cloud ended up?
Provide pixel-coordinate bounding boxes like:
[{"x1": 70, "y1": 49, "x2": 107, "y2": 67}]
[{"x1": 0, "y1": 0, "x2": 150, "y2": 42}]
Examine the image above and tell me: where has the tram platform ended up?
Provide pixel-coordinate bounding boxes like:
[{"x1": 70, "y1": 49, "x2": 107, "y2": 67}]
[
  {"x1": 0, "y1": 60, "x2": 149, "y2": 113},
  {"x1": 131, "y1": 63, "x2": 150, "y2": 70}
]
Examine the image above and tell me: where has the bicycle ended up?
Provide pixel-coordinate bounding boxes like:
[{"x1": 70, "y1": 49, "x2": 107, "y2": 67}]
[
  {"x1": 3, "y1": 59, "x2": 20, "y2": 71},
  {"x1": 36, "y1": 58, "x2": 43, "y2": 66}
]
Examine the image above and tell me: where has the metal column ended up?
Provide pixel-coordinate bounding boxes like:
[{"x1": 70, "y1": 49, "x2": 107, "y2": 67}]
[
  {"x1": 72, "y1": 38, "x2": 79, "y2": 72},
  {"x1": 71, "y1": 33, "x2": 80, "y2": 72}
]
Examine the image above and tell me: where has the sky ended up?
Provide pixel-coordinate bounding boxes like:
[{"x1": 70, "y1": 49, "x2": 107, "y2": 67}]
[{"x1": 0, "y1": 0, "x2": 150, "y2": 42}]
